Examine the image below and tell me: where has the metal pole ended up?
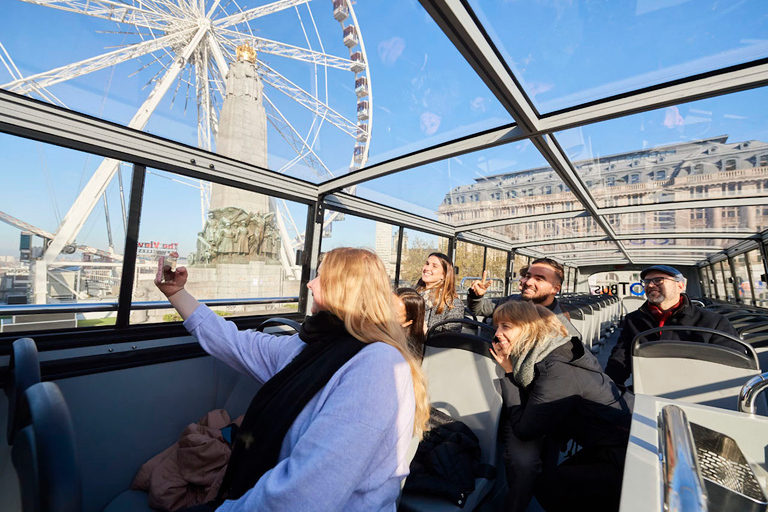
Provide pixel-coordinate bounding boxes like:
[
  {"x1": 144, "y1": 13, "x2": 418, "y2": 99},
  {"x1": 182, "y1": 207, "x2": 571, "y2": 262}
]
[
  {"x1": 116, "y1": 164, "x2": 146, "y2": 328},
  {"x1": 394, "y1": 226, "x2": 404, "y2": 287}
]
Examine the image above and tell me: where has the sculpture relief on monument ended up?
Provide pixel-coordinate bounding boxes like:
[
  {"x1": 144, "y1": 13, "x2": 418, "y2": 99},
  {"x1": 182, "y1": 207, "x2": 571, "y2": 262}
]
[{"x1": 189, "y1": 207, "x2": 280, "y2": 265}]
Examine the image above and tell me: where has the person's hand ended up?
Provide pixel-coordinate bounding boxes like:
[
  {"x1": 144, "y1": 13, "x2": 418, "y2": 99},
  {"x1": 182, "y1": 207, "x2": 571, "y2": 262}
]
[
  {"x1": 490, "y1": 338, "x2": 513, "y2": 373},
  {"x1": 155, "y1": 256, "x2": 188, "y2": 298},
  {"x1": 470, "y1": 270, "x2": 492, "y2": 297}
]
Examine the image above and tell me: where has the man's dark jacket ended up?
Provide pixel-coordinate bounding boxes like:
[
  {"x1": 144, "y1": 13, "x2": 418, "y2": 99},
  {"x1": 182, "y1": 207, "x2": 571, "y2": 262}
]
[
  {"x1": 605, "y1": 294, "x2": 741, "y2": 385},
  {"x1": 509, "y1": 338, "x2": 633, "y2": 461}
]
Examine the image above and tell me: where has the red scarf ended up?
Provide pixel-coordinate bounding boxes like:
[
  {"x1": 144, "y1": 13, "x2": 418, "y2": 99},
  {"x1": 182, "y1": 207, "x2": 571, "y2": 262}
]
[{"x1": 648, "y1": 296, "x2": 685, "y2": 327}]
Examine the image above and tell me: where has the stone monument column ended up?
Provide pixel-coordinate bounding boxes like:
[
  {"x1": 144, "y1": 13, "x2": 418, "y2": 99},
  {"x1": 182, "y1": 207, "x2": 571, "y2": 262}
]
[{"x1": 212, "y1": 44, "x2": 269, "y2": 214}]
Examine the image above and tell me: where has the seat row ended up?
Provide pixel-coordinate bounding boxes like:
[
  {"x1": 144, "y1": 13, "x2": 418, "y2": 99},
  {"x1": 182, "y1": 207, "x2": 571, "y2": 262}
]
[{"x1": 559, "y1": 293, "x2": 622, "y2": 352}]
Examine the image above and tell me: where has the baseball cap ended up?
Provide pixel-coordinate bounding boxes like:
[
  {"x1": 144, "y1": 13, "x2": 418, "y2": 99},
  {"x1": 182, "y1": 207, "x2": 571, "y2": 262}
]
[{"x1": 640, "y1": 265, "x2": 684, "y2": 280}]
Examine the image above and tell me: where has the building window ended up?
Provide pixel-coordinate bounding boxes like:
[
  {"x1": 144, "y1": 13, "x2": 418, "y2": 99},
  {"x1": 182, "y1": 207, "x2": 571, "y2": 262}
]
[
  {"x1": 693, "y1": 164, "x2": 704, "y2": 175},
  {"x1": 606, "y1": 176, "x2": 615, "y2": 186},
  {"x1": 543, "y1": 185, "x2": 552, "y2": 195},
  {"x1": 724, "y1": 159, "x2": 737, "y2": 171},
  {"x1": 630, "y1": 173, "x2": 640, "y2": 184},
  {"x1": 655, "y1": 169, "x2": 667, "y2": 180},
  {"x1": 759, "y1": 155, "x2": 768, "y2": 167}
]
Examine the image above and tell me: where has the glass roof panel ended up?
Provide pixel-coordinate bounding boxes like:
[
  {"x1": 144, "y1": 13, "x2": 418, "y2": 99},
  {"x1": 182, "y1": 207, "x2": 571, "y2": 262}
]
[
  {"x1": 526, "y1": 241, "x2": 618, "y2": 255},
  {"x1": 606, "y1": 206, "x2": 768, "y2": 237},
  {"x1": 359, "y1": 141, "x2": 577, "y2": 221},
  {"x1": 475, "y1": 215, "x2": 605, "y2": 247},
  {"x1": 468, "y1": 1, "x2": 768, "y2": 113},
  {"x1": 1, "y1": 1, "x2": 511, "y2": 184},
  {"x1": 557, "y1": 87, "x2": 768, "y2": 209}
]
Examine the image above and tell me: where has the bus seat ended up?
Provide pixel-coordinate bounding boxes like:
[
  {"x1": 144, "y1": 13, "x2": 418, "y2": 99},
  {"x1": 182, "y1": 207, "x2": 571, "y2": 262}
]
[
  {"x1": 631, "y1": 326, "x2": 762, "y2": 412},
  {"x1": 256, "y1": 317, "x2": 301, "y2": 335},
  {"x1": 622, "y1": 296, "x2": 645, "y2": 315},
  {"x1": 6, "y1": 337, "x2": 41, "y2": 446},
  {"x1": 12, "y1": 381, "x2": 81, "y2": 512},
  {"x1": 427, "y1": 318, "x2": 496, "y2": 340},
  {"x1": 399, "y1": 331, "x2": 504, "y2": 511}
]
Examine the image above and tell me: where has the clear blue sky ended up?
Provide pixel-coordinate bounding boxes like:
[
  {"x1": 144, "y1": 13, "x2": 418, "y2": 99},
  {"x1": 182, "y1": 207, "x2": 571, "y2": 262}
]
[{"x1": 1, "y1": 0, "x2": 767, "y2": 258}]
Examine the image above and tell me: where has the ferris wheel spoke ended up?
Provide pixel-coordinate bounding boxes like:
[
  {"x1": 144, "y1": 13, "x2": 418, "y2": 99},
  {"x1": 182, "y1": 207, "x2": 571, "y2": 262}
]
[
  {"x1": 257, "y1": 62, "x2": 357, "y2": 137},
  {"x1": 214, "y1": 0, "x2": 309, "y2": 29},
  {"x1": 217, "y1": 31, "x2": 352, "y2": 71},
  {"x1": 263, "y1": 93, "x2": 331, "y2": 178},
  {"x1": 3, "y1": 29, "x2": 193, "y2": 95},
  {"x1": 195, "y1": 46, "x2": 213, "y2": 151},
  {"x1": 16, "y1": 0, "x2": 171, "y2": 30}
]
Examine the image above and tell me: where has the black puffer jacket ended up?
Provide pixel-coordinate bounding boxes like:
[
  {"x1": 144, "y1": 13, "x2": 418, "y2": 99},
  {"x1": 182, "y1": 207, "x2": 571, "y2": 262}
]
[
  {"x1": 509, "y1": 338, "x2": 633, "y2": 463},
  {"x1": 605, "y1": 294, "x2": 741, "y2": 385}
]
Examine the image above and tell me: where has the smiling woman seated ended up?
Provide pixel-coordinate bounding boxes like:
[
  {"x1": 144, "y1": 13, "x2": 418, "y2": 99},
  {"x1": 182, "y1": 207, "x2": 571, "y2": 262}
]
[{"x1": 489, "y1": 300, "x2": 634, "y2": 512}]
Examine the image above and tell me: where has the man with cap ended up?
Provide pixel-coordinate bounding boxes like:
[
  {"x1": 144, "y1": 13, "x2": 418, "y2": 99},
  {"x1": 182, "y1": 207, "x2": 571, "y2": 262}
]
[{"x1": 605, "y1": 264, "x2": 741, "y2": 386}]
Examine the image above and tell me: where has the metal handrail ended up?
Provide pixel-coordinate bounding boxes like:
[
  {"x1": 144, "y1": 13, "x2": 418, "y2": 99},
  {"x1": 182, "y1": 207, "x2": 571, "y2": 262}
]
[
  {"x1": 0, "y1": 296, "x2": 299, "y2": 316},
  {"x1": 738, "y1": 372, "x2": 768, "y2": 414},
  {"x1": 658, "y1": 404, "x2": 708, "y2": 512}
]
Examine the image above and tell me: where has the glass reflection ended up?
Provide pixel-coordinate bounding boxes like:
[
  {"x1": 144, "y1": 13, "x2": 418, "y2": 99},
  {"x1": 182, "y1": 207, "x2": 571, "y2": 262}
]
[
  {"x1": 468, "y1": 1, "x2": 768, "y2": 113},
  {"x1": 558, "y1": 88, "x2": 768, "y2": 209},
  {"x1": 1, "y1": 0, "x2": 510, "y2": 183}
]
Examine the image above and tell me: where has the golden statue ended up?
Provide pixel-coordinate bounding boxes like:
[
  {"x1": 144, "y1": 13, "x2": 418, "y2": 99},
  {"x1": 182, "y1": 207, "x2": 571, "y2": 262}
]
[{"x1": 236, "y1": 43, "x2": 257, "y2": 64}]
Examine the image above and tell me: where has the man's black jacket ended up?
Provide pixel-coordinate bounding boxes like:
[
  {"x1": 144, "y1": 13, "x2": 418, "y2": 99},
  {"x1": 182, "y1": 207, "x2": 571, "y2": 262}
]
[{"x1": 604, "y1": 294, "x2": 741, "y2": 385}]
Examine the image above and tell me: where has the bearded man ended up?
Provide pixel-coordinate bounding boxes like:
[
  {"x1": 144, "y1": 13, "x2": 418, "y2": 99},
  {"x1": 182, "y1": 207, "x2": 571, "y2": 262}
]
[{"x1": 605, "y1": 264, "x2": 742, "y2": 386}]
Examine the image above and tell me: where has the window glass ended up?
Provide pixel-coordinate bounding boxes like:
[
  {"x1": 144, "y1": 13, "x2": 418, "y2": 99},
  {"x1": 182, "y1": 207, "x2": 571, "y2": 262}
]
[
  {"x1": 0, "y1": 133, "x2": 128, "y2": 332},
  {"x1": 720, "y1": 261, "x2": 734, "y2": 301},
  {"x1": 700, "y1": 266, "x2": 711, "y2": 297},
  {"x1": 512, "y1": 253, "x2": 530, "y2": 291},
  {"x1": 732, "y1": 254, "x2": 751, "y2": 302},
  {"x1": 398, "y1": 230, "x2": 449, "y2": 288},
  {"x1": 747, "y1": 249, "x2": 767, "y2": 306},
  {"x1": 710, "y1": 264, "x2": 721, "y2": 300},
  {"x1": 130, "y1": 170, "x2": 307, "y2": 324},
  {"x1": 454, "y1": 241, "x2": 484, "y2": 299},
  {"x1": 485, "y1": 248, "x2": 508, "y2": 298},
  {"x1": 468, "y1": 1, "x2": 768, "y2": 113},
  {"x1": 322, "y1": 213, "x2": 397, "y2": 285},
  {"x1": 558, "y1": 88, "x2": 768, "y2": 210},
  {"x1": 2, "y1": 1, "x2": 511, "y2": 184}
]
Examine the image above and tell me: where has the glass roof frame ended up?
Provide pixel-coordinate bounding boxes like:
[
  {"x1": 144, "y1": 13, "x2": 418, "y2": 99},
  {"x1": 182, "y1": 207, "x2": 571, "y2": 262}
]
[
  {"x1": 316, "y1": 1, "x2": 768, "y2": 268},
  {"x1": 2, "y1": 1, "x2": 768, "y2": 269}
]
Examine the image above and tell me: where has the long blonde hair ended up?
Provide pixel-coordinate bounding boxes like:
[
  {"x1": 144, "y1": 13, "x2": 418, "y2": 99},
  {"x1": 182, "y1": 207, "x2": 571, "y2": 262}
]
[
  {"x1": 319, "y1": 247, "x2": 429, "y2": 437},
  {"x1": 415, "y1": 252, "x2": 458, "y2": 314},
  {"x1": 492, "y1": 301, "x2": 568, "y2": 357}
]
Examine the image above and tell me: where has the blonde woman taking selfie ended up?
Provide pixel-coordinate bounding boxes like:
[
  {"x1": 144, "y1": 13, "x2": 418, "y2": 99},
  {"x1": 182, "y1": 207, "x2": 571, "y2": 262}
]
[{"x1": 155, "y1": 247, "x2": 429, "y2": 512}]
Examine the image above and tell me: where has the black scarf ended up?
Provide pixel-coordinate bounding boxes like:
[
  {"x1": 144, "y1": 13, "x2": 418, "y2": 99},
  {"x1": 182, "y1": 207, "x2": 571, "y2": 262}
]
[{"x1": 215, "y1": 311, "x2": 366, "y2": 503}]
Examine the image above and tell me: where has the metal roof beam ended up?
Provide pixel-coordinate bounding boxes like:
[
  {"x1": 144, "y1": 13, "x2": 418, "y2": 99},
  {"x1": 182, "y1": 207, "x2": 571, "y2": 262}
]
[
  {"x1": 418, "y1": 0, "x2": 540, "y2": 132},
  {"x1": 539, "y1": 60, "x2": 768, "y2": 134},
  {"x1": 0, "y1": 90, "x2": 319, "y2": 203},
  {"x1": 598, "y1": 196, "x2": 768, "y2": 215},
  {"x1": 322, "y1": 192, "x2": 454, "y2": 238},
  {"x1": 319, "y1": 124, "x2": 524, "y2": 194},
  {"x1": 615, "y1": 232, "x2": 758, "y2": 240},
  {"x1": 454, "y1": 210, "x2": 590, "y2": 232}
]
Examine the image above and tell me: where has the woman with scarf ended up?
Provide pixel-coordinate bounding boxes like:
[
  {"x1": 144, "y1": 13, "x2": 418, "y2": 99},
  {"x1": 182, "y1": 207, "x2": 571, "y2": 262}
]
[
  {"x1": 489, "y1": 301, "x2": 633, "y2": 512},
  {"x1": 155, "y1": 247, "x2": 429, "y2": 512},
  {"x1": 414, "y1": 252, "x2": 464, "y2": 334}
]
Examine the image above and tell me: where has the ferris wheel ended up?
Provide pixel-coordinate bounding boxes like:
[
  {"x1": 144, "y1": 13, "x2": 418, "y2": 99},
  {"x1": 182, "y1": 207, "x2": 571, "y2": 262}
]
[{"x1": 1, "y1": 0, "x2": 372, "y2": 274}]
